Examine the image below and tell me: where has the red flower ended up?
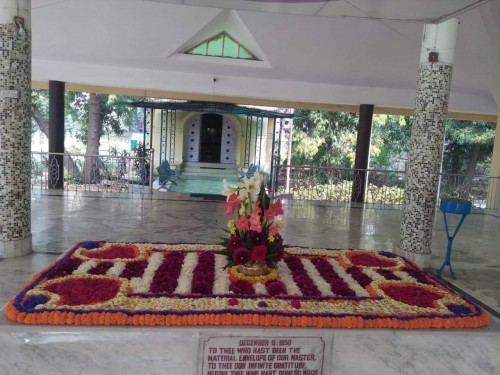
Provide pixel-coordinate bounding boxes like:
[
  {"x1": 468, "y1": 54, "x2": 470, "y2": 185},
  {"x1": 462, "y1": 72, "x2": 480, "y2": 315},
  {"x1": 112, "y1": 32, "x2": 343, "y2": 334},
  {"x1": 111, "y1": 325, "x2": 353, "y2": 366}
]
[
  {"x1": 266, "y1": 280, "x2": 286, "y2": 296},
  {"x1": 251, "y1": 245, "x2": 268, "y2": 262},
  {"x1": 272, "y1": 199, "x2": 284, "y2": 215},
  {"x1": 224, "y1": 193, "x2": 241, "y2": 216},
  {"x1": 44, "y1": 278, "x2": 120, "y2": 306},
  {"x1": 227, "y1": 236, "x2": 244, "y2": 252},
  {"x1": 249, "y1": 231, "x2": 266, "y2": 245},
  {"x1": 233, "y1": 247, "x2": 251, "y2": 265},
  {"x1": 264, "y1": 208, "x2": 276, "y2": 221},
  {"x1": 229, "y1": 280, "x2": 255, "y2": 294},
  {"x1": 83, "y1": 245, "x2": 138, "y2": 259}
]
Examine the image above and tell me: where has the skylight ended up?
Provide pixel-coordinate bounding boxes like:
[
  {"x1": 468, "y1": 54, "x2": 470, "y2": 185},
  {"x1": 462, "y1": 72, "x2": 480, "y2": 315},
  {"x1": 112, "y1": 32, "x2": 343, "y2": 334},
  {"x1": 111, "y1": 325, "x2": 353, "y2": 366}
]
[{"x1": 185, "y1": 32, "x2": 259, "y2": 60}]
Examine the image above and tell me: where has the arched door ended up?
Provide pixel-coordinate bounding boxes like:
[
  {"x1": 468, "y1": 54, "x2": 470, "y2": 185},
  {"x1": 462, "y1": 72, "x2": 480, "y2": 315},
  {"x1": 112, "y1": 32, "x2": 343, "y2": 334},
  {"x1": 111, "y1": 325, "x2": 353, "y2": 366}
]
[
  {"x1": 183, "y1": 114, "x2": 237, "y2": 163},
  {"x1": 200, "y1": 113, "x2": 222, "y2": 163}
]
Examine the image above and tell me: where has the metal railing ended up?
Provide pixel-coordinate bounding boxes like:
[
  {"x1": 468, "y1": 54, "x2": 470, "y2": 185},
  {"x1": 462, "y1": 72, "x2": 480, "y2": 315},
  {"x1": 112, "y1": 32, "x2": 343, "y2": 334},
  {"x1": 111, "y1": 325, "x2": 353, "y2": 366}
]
[
  {"x1": 31, "y1": 151, "x2": 154, "y2": 194},
  {"x1": 274, "y1": 164, "x2": 500, "y2": 209},
  {"x1": 29, "y1": 152, "x2": 500, "y2": 208},
  {"x1": 438, "y1": 173, "x2": 492, "y2": 208}
]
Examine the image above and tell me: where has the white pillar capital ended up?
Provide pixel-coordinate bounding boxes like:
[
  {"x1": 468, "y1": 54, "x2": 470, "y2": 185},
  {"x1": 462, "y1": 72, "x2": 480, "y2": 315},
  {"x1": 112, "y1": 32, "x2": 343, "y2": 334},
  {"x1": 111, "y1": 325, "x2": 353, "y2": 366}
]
[
  {"x1": 420, "y1": 18, "x2": 459, "y2": 65},
  {"x1": 0, "y1": 0, "x2": 31, "y2": 27}
]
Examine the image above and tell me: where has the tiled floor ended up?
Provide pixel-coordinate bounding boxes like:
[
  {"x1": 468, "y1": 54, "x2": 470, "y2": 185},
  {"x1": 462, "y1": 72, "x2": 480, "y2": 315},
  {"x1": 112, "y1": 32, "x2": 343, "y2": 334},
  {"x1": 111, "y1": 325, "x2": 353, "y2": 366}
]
[{"x1": 1, "y1": 191, "x2": 499, "y2": 374}]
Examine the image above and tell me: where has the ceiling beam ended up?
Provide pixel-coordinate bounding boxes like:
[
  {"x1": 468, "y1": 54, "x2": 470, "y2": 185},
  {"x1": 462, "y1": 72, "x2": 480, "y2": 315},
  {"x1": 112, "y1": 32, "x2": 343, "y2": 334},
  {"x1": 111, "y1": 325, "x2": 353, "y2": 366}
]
[{"x1": 32, "y1": 80, "x2": 498, "y2": 123}]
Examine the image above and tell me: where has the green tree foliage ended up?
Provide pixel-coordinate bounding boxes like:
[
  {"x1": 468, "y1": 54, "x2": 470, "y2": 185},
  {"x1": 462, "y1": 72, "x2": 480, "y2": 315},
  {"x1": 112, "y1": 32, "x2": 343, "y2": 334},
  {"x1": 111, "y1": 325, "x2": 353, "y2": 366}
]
[
  {"x1": 32, "y1": 89, "x2": 142, "y2": 142},
  {"x1": 31, "y1": 89, "x2": 49, "y2": 133},
  {"x1": 31, "y1": 89, "x2": 81, "y2": 134},
  {"x1": 291, "y1": 109, "x2": 358, "y2": 167},
  {"x1": 370, "y1": 115, "x2": 412, "y2": 169},
  {"x1": 66, "y1": 92, "x2": 142, "y2": 145},
  {"x1": 442, "y1": 120, "x2": 496, "y2": 175},
  {"x1": 32, "y1": 89, "x2": 143, "y2": 182}
]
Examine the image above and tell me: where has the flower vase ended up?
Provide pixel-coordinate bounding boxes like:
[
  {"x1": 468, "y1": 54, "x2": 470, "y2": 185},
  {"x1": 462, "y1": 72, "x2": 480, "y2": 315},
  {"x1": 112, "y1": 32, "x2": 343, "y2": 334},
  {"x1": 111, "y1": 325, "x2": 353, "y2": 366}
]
[{"x1": 238, "y1": 261, "x2": 269, "y2": 277}]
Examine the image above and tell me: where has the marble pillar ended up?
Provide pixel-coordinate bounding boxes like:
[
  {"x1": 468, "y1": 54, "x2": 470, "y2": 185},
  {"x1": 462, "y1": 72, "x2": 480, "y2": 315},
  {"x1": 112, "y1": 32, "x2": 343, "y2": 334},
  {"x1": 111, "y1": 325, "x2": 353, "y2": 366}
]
[
  {"x1": 398, "y1": 19, "x2": 458, "y2": 269},
  {"x1": 0, "y1": 0, "x2": 32, "y2": 257}
]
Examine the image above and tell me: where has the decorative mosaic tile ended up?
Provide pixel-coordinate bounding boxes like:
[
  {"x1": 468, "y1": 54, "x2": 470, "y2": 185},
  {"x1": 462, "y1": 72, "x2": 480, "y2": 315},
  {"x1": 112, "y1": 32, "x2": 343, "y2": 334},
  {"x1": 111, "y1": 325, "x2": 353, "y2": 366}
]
[
  {"x1": 399, "y1": 63, "x2": 453, "y2": 255},
  {"x1": 0, "y1": 23, "x2": 32, "y2": 243}
]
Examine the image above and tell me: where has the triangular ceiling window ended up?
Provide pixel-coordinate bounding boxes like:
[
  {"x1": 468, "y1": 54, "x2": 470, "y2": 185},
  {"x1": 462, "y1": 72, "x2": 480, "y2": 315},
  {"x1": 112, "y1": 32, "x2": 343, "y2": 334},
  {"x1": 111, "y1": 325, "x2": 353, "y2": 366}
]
[{"x1": 185, "y1": 32, "x2": 259, "y2": 60}]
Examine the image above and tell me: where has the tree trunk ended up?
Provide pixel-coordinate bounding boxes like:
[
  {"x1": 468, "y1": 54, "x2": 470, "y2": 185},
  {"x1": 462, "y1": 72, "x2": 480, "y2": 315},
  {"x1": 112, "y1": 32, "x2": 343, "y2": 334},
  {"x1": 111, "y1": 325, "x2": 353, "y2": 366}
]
[
  {"x1": 31, "y1": 105, "x2": 81, "y2": 180},
  {"x1": 85, "y1": 93, "x2": 102, "y2": 184},
  {"x1": 464, "y1": 143, "x2": 480, "y2": 194}
]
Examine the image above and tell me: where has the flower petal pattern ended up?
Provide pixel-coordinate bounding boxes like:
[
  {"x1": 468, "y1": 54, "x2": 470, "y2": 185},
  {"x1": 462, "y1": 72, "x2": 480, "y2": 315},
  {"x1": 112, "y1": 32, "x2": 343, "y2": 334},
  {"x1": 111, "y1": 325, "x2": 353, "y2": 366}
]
[{"x1": 5, "y1": 242, "x2": 489, "y2": 329}]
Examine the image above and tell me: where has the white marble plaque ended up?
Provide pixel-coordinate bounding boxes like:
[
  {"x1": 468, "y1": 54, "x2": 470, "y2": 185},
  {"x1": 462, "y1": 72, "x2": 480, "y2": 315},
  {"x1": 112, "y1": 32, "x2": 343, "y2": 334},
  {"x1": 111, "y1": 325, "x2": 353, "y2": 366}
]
[
  {"x1": 199, "y1": 335, "x2": 330, "y2": 375},
  {"x1": 0, "y1": 89, "x2": 19, "y2": 99}
]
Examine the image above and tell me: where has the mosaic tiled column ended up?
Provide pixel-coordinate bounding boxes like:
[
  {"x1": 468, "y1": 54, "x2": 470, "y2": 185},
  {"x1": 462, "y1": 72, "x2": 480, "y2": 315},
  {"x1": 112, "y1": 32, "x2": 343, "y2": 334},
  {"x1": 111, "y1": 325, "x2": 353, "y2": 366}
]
[
  {"x1": 398, "y1": 19, "x2": 458, "y2": 269},
  {"x1": 0, "y1": 1, "x2": 32, "y2": 257}
]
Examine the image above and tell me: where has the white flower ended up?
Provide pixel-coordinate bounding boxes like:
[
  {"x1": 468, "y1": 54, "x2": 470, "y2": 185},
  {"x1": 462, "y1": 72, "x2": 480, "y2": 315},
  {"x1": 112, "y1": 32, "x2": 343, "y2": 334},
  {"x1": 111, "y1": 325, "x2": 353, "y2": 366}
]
[
  {"x1": 74, "y1": 259, "x2": 97, "y2": 274},
  {"x1": 238, "y1": 176, "x2": 260, "y2": 202},
  {"x1": 222, "y1": 179, "x2": 238, "y2": 197},
  {"x1": 254, "y1": 171, "x2": 265, "y2": 185}
]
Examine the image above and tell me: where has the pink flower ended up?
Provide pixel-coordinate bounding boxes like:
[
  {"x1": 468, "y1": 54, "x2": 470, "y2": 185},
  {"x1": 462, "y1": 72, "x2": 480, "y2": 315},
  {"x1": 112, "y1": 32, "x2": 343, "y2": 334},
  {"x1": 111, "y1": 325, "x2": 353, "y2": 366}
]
[
  {"x1": 251, "y1": 244, "x2": 267, "y2": 262},
  {"x1": 227, "y1": 236, "x2": 244, "y2": 252},
  {"x1": 272, "y1": 199, "x2": 284, "y2": 215},
  {"x1": 233, "y1": 247, "x2": 251, "y2": 265},
  {"x1": 249, "y1": 219, "x2": 262, "y2": 232},
  {"x1": 249, "y1": 205, "x2": 262, "y2": 232},
  {"x1": 235, "y1": 216, "x2": 249, "y2": 233},
  {"x1": 264, "y1": 208, "x2": 276, "y2": 221},
  {"x1": 269, "y1": 225, "x2": 279, "y2": 236},
  {"x1": 224, "y1": 193, "x2": 241, "y2": 215}
]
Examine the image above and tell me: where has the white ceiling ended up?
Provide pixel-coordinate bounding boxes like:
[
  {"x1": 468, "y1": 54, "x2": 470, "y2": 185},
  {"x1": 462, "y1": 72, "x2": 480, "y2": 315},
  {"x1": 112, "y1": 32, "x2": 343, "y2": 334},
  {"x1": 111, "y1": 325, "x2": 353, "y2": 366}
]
[{"x1": 31, "y1": 0, "x2": 500, "y2": 115}]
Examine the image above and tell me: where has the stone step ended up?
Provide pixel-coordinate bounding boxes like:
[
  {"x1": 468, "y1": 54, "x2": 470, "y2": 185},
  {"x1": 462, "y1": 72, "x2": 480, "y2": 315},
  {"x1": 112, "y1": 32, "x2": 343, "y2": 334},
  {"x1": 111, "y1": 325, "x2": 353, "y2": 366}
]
[{"x1": 180, "y1": 162, "x2": 238, "y2": 180}]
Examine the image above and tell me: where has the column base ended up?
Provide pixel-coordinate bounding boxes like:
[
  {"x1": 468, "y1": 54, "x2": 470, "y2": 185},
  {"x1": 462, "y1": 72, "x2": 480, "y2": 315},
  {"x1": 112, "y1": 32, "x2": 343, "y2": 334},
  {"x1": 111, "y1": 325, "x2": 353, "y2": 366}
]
[
  {"x1": 0, "y1": 235, "x2": 32, "y2": 258},
  {"x1": 397, "y1": 249, "x2": 431, "y2": 271}
]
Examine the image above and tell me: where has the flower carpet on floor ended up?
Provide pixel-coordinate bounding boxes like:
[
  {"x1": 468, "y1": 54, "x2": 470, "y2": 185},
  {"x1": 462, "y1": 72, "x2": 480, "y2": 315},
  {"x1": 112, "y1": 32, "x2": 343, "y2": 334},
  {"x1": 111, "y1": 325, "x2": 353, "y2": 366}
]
[{"x1": 6, "y1": 241, "x2": 489, "y2": 329}]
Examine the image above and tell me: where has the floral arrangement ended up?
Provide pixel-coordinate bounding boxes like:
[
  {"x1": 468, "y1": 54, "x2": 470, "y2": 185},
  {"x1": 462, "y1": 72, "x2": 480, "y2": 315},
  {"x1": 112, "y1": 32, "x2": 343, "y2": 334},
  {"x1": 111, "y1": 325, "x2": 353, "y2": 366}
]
[
  {"x1": 220, "y1": 171, "x2": 285, "y2": 270},
  {"x1": 5, "y1": 241, "x2": 490, "y2": 329}
]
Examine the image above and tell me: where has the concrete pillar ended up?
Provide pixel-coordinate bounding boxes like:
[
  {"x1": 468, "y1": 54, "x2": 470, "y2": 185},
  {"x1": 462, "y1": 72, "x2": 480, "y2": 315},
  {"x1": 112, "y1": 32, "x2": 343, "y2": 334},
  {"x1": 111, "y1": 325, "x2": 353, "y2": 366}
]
[
  {"x1": 398, "y1": 18, "x2": 459, "y2": 269},
  {"x1": 486, "y1": 115, "x2": 500, "y2": 209},
  {"x1": 0, "y1": 0, "x2": 32, "y2": 257},
  {"x1": 351, "y1": 104, "x2": 374, "y2": 204},
  {"x1": 48, "y1": 80, "x2": 65, "y2": 189}
]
